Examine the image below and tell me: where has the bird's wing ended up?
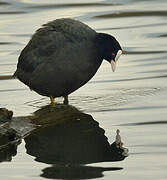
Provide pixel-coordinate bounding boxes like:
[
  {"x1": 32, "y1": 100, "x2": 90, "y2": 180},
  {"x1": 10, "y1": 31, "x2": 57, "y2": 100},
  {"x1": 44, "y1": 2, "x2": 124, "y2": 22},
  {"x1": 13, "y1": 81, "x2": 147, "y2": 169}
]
[
  {"x1": 17, "y1": 28, "x2": 67, "y2": 73},
  {"x1": 17, "y1": 18, "x2": 96, "y2": 73},
  {"x1": 42, "y1": 18, "x2": 96, "y2": 41}
]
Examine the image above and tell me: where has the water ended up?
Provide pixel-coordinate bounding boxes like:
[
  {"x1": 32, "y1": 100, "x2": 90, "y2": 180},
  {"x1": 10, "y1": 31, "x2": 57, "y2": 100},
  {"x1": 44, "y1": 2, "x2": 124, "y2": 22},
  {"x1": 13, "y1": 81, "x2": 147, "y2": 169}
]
[{"x1": 0, "y1": 0, "x2": 167, "y2": 179}]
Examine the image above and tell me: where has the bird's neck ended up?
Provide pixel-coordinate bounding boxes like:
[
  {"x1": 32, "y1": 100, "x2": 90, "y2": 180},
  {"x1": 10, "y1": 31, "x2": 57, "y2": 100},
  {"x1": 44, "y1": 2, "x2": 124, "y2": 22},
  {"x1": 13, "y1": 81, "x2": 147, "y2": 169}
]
[{"x1": 95, "y1": 33, "x2": 107, "y2": 59}]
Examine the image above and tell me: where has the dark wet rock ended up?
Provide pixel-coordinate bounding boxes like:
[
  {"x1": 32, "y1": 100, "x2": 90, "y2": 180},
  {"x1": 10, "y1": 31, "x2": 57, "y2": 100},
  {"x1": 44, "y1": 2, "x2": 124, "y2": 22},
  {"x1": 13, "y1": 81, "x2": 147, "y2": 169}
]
[
  {"x1": 0, "y1": 108, "x2": 13, "y2": 124},
  {"x1": 0, "y1": 123, "x2": 21, "y2": 162},
  {"x1": 0, "y1": 127, "x2": 17, "y2": 145},
  {"x1": 30, "y1": 104, "x2": 81, "y2": 125},
  {"x1": 0, "y1": 108, "x2": 21, "y2": 162}
]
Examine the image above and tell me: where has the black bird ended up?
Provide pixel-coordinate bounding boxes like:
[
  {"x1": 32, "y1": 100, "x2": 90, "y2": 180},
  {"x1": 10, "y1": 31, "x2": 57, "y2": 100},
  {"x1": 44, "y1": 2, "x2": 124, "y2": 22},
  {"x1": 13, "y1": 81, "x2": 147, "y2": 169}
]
[{"x1": 14, "y1": 18, "x2": 122, "y2": 106}]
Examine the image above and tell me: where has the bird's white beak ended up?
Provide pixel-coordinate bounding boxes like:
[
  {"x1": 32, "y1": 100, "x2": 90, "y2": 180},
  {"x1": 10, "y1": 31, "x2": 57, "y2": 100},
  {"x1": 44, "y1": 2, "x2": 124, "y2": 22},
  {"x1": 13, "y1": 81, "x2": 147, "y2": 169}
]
[
  {"x1": 111, "y1": 60, "x2": 116, "y2": 72},
  {"x1": 110, "y1": 50, "x2": 122, "y2": 72}
]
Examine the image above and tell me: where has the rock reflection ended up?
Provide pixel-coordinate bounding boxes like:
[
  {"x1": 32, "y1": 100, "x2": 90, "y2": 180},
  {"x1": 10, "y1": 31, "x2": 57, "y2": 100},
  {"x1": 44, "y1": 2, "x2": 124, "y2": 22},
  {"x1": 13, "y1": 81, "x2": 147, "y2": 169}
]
[
  {"x1": 24, "y1": 105, "x2": 127, "y2": 179},
  {"x1": 41, "y1": 165, "x2": 122, "y2": 179},
  {"x1": 0, "y1": 142, "x2": 19, "y2": 162},
  {"x1": 25, "y1": 105, "x2": 127, "y2": 165},
  {"x1": 0, "y1": 105, "x2": 128, "y2": 178}
]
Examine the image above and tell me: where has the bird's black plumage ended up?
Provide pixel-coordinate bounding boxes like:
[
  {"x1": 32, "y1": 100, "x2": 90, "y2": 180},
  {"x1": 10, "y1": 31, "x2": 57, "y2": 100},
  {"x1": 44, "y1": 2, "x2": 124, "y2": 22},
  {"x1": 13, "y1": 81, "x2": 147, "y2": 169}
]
[{"x1": 14, "y1": 18, "x2": 122, "y2": 101}]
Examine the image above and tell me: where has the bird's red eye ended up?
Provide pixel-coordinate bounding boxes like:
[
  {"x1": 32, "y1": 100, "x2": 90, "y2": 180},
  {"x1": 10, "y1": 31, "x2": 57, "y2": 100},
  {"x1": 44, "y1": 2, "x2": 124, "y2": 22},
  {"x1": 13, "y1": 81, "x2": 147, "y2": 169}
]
[{"x1": 112, "y1": 53, "x2": 115, "y2": 56}]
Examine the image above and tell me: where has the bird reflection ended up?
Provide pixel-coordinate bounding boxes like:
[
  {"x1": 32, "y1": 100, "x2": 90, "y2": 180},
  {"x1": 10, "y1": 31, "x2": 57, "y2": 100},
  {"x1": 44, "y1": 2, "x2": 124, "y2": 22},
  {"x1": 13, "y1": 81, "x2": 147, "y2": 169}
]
[{"x1": 24, "y1": 104, "x2": 128, "y2": 179}]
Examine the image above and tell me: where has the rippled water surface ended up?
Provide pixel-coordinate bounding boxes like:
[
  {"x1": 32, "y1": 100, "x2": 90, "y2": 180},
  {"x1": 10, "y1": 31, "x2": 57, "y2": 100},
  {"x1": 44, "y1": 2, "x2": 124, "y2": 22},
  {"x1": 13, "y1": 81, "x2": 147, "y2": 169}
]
[{"x1": 0, "y1": 0, "x2": 167, "y2": 179}]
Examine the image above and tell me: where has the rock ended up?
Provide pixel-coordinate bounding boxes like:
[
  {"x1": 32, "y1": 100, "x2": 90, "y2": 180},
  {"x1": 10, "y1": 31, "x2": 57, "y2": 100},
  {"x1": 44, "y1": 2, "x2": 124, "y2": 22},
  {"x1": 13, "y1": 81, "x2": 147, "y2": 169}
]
[
  {"x1": 0, "y1": 108, "x2": 21, "y2": 162},
  {"x1": 0, "y1": 108, "x2": 13, "y2": 124}
]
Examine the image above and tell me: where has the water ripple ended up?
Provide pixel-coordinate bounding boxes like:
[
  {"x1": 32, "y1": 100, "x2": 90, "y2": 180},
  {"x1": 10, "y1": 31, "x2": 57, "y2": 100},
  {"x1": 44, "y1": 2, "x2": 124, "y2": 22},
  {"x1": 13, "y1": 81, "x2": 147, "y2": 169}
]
[
  {"x1": 0, "y1": 11, "x2": 26, "y2": 15},
  {"x1": 123, "y1": 50, "x2": 166, "y2": 55},
  {"x1": 71, "y1": 87, "x2": 162, "y2": 112},
  {"x1": 0, "y1": 42, "x2": 21, "y2": 45},
  {"x1": 120, "y1": 120, "x2": 167, "y2": 126},
  {"x1": 0, "y1": 33, "x2": 32, "y2": 38},
  {"x1": 90, "y1": 75, "x2": 167, "y2": 84},
  {"x1": 96, "y1": 22, "x2": 167, "y2": 31},
  {"x1": 159, "y1": 34, "x2": 167, "y2": 37},
  {"x1": 27, "y1": 2, "x2": 121, "y2": 9},
  {"x1": 0, "y1": 75, "x2": 13, "y2": 80},
  {"x1": 0, "y1": 2, "x2": 10, "y2": 5},
  {"x1": 95, "y1": 10, "x2": 167, "y2": 19},
  {"x1": 0, "y1": 88, "x2": 26, "y2": 93},
  {"x1": 88, "y1": 105, "x2": 167, "y2": 113}
]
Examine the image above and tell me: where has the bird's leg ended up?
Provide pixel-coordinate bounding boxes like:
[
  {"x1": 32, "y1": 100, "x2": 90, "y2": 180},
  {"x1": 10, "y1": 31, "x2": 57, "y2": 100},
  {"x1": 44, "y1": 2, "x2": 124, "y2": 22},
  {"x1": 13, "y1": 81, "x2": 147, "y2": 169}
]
[
  {"x1": 63, "y1": 95, "x2": 69, "y2": 105},
  {"x1": 50, "y1": 96, "x2": 56, "y2": 107}
]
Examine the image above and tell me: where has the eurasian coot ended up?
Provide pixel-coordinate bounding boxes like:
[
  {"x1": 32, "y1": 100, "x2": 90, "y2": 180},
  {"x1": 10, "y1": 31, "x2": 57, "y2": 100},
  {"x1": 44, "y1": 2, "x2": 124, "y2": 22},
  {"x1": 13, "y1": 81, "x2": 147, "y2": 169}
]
[{"x1": 14, "y1": 18, "x2": 122, "y2": 106}]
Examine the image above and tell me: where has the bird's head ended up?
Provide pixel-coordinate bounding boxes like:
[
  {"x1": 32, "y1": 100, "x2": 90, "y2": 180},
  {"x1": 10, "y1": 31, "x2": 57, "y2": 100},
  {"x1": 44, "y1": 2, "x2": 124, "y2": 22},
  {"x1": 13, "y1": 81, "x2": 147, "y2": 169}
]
[{"x1": 96, "y1": 33, "x2": 122, "y2": 72}]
